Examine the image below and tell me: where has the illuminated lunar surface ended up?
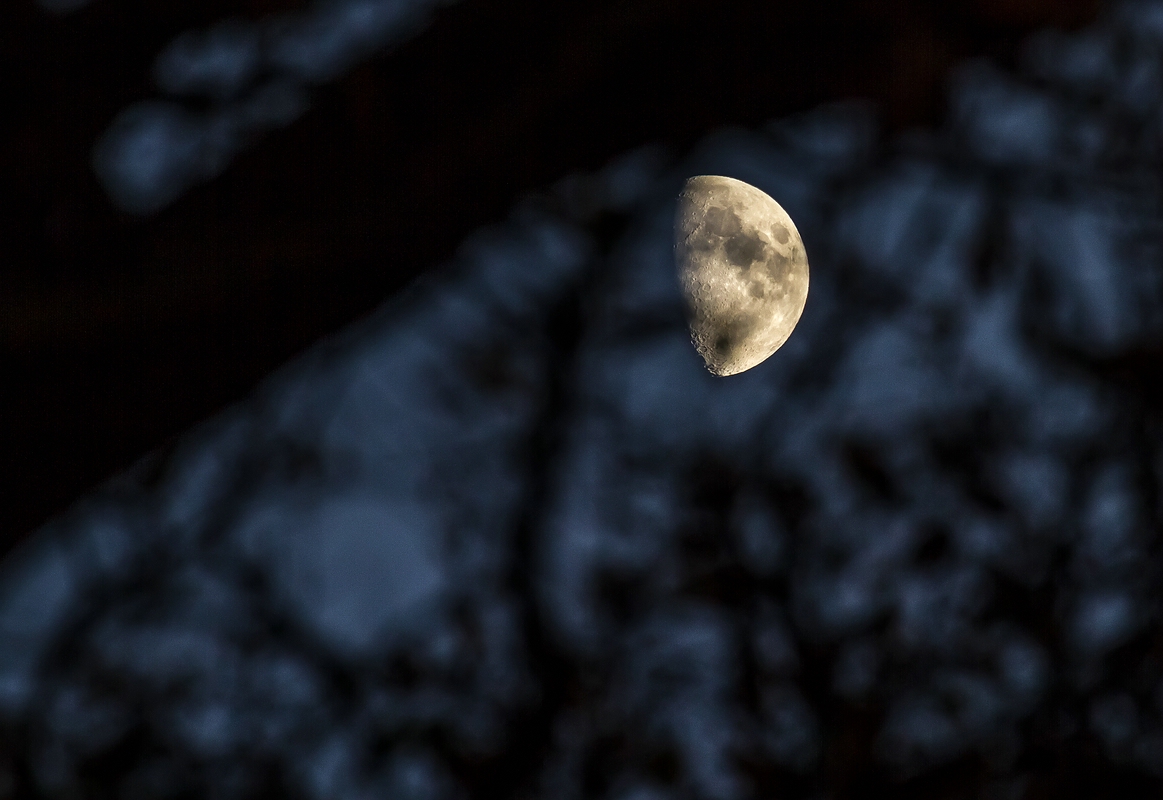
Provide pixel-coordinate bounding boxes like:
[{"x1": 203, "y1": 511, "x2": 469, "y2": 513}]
[{"x1": 675, "y1": 175, "x2": 809, "y2": 376}]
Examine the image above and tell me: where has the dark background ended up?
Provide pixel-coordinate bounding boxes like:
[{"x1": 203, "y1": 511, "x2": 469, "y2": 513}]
[{"x1": 0, "y1": 0, "x2": 1104, "y2": 558}]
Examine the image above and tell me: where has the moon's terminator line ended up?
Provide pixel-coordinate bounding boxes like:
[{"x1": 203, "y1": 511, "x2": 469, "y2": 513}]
[{"x1": 675, "y1": 175, "x2": 809, "y2": 376}]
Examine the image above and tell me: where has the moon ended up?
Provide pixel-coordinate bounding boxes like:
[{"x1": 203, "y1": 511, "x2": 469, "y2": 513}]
[{"x1": 674, "y1": 175, "x2": 809, "y2": 376}]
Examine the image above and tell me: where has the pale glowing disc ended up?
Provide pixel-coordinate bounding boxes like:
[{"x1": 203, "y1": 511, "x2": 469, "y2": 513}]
[{"x1": 674, "y1": 175, "x2": 809, "y2": 376}]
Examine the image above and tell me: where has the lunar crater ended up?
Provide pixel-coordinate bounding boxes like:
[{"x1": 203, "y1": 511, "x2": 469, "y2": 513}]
[{"x1": 675, "y1": 175, "x2": 809, "y2": 376}]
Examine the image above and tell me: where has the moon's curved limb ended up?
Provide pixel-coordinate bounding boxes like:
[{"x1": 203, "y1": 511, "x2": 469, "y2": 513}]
[{"x1": 675, "y1": 175, "x2": 809, "y2": 376}]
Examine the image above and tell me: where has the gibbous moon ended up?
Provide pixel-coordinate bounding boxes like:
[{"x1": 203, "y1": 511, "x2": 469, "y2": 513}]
[{"x1": 675, "y1": 175, "x2": 809, "y2": 376}]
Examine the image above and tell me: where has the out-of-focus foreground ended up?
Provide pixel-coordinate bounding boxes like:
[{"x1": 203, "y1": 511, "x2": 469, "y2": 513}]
[{"x1": 5, "y1": 0, "x2": 1163, "y2": 798}]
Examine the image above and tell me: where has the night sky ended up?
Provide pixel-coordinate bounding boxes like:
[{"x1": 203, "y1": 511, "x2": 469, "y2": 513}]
[
  {"x1": 13, "y1": 2, "x2": 1163, "y2": 800},
  {"x1": 0, "y1": 0, "x2": 1100, "y2": 555}
]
